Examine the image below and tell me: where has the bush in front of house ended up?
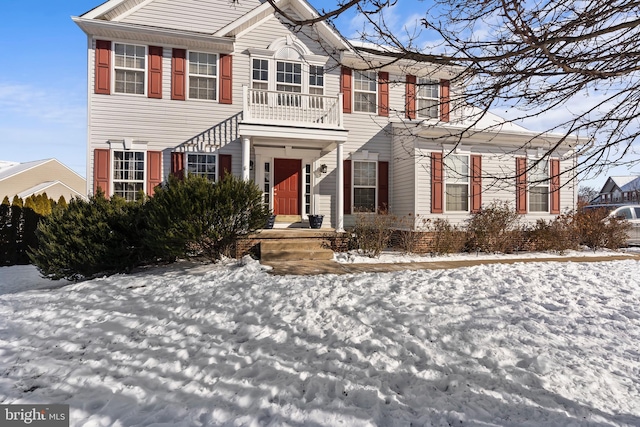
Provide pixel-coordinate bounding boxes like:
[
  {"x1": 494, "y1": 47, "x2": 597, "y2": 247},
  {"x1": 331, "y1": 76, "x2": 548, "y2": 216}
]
[
  {"x1": 144, "y1": 173, "x2": 270, "y2": 261},
  {"x1": 350, "y1": 210, "x2": 396, "y2": 258},
  {"x1": 572, "y1": 207, "x2": 631, "y2": 251},
  {"x1": 30, "y1": 189, "x2": 148, "y2": 281},
  {"x1": 526, "y1": 214, "x2": 579, "y2": 253},
  {"x1": 466, "y1": 201, "x2": 523, "y2": 253}
]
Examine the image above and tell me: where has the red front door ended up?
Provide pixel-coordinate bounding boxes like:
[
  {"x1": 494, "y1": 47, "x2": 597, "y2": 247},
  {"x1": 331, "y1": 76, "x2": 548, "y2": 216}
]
[{"x1": 274, "y1": 158, "x2": 301, "y2": 215}]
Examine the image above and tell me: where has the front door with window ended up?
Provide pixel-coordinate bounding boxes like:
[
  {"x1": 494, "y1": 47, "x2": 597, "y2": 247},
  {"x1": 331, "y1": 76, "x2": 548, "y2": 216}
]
[{"x1": 274, "y1": 159, "x2": 301, "y2": 215}]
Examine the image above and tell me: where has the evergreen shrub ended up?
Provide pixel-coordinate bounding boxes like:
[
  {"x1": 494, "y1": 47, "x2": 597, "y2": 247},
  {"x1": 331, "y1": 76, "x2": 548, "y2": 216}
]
[
  {"x1": 144, "y1": 174, "x2": 270, "y2": 261},
  {"x1": 30, "y1": 190, "x2": 147, "y2": 280}
]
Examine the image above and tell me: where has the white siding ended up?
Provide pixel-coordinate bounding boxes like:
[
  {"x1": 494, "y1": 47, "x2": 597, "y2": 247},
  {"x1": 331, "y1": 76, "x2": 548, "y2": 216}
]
[{"x1": 121, "y1": 0, "x2": 262, "y2": 33}]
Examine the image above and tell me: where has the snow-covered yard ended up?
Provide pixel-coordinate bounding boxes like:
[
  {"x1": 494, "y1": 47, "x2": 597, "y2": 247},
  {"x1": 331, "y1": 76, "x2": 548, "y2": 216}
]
[{"x1": 0, "y1": 256, "x2": 639, "y2": 426}]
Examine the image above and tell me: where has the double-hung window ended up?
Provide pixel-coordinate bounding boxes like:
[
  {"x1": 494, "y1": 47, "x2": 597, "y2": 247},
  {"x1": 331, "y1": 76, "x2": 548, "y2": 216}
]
[
  {"x1": 417, "y1": 78, "x2": 439, "y2": 119},
  {"x1": 353, "y1": 71, "x2": 377, "y2": 113},
  {"x1": 114, "y1": 43, "x2": 146, "y2": 95},
  {"x1": 309, "y1": 65, "x2": 324, "y2": 108},
  {"x1": 353, "y1": 161, "x2": 377, "y2": 212},
  {"x1": 445, "y1": 154, "x2": 469, "y2": 212},
  {"x1": 188, "y1": 52, "x2": 217, "y2": 100},
  {"x1": 113, "y1": 151, "x2": 145, "y2": 201},
  {"x1": 252, "y1": 59, "x2": 268, "y2": 104},
  {"x1": 276, "y1": 61, "x2": 302, "y2": 106},
  {"x1": 529, "y1": 160, "x2": 549, "y2": 212},
  {"x1": 186, "y1": 153, "x2": 216, "y2": 181}
]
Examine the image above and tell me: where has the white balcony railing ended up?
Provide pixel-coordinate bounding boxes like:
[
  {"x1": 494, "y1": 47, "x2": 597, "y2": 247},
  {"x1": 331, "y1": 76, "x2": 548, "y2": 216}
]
[{"x1": 242, "y1": 86, "x2": 343, "y2": 129}]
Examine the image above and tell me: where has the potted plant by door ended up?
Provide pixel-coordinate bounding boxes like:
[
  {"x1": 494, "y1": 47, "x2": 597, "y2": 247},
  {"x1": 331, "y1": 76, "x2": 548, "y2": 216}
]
[
  {"x1": 308, "y1": 214, "x2": 324, "y2": 229},
  {"x1": 265, "y1": 214, "x2": 277, "y2": 229}
]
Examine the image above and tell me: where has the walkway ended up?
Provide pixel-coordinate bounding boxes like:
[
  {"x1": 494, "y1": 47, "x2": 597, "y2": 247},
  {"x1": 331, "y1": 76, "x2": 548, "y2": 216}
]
[{"x1": 261, "y1": 254, "x2": 640, "y2": 276}]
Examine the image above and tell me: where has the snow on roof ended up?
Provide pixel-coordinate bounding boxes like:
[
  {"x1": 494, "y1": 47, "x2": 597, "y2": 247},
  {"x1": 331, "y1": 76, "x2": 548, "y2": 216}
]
[
  {"x1": 610, "y1": 176, "x2": 639, "y2": 190},
  {"x1": 0, "y1": 159, "x2": 52, "y2": 181},
  {"x1": 619, "y1": 176, "x2": 640, "y2": 192}
]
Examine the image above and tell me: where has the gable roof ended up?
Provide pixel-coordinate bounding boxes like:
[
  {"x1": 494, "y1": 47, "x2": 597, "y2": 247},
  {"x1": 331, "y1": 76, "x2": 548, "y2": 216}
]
[{"x1": 0, "y1": 159, "x2": 52, "y2": 181}]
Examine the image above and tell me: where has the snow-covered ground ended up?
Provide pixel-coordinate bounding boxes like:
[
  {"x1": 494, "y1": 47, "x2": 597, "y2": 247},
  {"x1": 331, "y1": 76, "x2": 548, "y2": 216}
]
[{"x1": 0, "y1": 257, "x2": 639, "y2": 426}]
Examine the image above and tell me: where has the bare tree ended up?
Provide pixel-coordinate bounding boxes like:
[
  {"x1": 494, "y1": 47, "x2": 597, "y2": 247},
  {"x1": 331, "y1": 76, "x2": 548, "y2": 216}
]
[
  {"x1": 266, "y1": 0, "x2": 640, "y2": 181},
  {"x1": 578, "y1": 186, "x2": 599, "y2": 206}
]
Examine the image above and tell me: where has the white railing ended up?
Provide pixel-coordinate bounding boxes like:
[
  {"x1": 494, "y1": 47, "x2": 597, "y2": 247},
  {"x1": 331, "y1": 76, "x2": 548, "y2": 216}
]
[{"x1": 242, "y1": 86, "x2": 343, "y2": 129}]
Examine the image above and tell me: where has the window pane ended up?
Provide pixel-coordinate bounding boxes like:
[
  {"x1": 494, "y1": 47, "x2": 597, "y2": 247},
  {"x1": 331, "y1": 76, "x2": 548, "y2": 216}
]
[
  {"x1": 354, "y1": 188, "x2": 376, "y2": 212},
  {"x1": 354, "y1": 162, "x2": 376, "y2": 186},
  {"x1": 189, "y1": 76, "x2": 217, "y2": 100},
  {"x1": 444, "y1": 155, "x2": 468, "y2": 184},
  {"x1": 187, "y1": 153, "x2": 216, "y2": 181},
  {"x1": 529, "y1": 160, "x2": 549, "y2": 182},
  {"x1": 354, "y1": 92, "x2": 376, "y2": 113},
  {"x1": 530, "y1": 186, "x2": 549, "y2": 212},
  {"x1": 446, "y1": 184, "x2": 469, "y2": 211}
]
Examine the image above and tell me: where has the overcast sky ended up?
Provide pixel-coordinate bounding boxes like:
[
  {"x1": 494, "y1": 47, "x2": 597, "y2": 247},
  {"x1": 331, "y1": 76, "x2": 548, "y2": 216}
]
[{"x1": 1, "y1": 0, "x2": 637, "y2": 191}]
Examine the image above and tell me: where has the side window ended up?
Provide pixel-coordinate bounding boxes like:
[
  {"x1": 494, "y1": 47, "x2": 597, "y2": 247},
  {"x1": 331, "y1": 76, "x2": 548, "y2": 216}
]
[
  {"x1": 114, "y1": 43, "x2": 146, "y2": 95},
  {"x1": 353, "y1": 71, "x2": 377, "y2": 113},
  {"x1": 113, "y1": 150, "x2": 145, "y2": 200},
  {"x1": 444, "y1": 154, "x2": 469, "y2": 212},
  {"x1": 634, "y1": 207, "x2": 640, "y2": 219},
  {"x1": 186, "y1": 153, "x2": 216, "y2": 181},
  {"x1": 353, "y1": 161, "x2": 377, "y2": 212},
  {"x1": 188, "y1": 52, "x2": 218, "y2": 100}
]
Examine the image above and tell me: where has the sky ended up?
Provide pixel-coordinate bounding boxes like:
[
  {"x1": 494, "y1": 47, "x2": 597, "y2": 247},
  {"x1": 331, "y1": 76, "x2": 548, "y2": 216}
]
[{"x1": 0, "y1": 0, "x2": 638, "y2": 191}]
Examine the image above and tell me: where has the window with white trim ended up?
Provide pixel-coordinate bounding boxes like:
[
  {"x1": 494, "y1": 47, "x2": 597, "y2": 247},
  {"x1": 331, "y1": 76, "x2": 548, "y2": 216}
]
[
  {"x1": 252, "y1": 59, "x2": 268, "y2": 104},
  {"x1": 304, "y1": 164, "x2": 311, "y2": 215},
  {"x1": 353, "y1": 161, "x2": 377, "y2": 212},
  {"x1": 113, "y1": 150, "x2": 145, "y2": 201},
  {"x1": 188, "y1": 52, "x2": 217, "y2": 100},
  {"x1": 444, "y1": 154, "x2": 469, "y2": 212},
  {"x1": 114, "y1": 43, "x2": 146, "y2": 95},
  {"x1": 309, "y1": 65, "x2": 324, "y2": 108},
  {"x1": 417, "y1": 78, "x2": 439, "y2": 119},
  {"x1": 529, "y1": 159, "x2": 549, "y2": 212},
  {"x1": 186, "y1": 153, "x2": 216, "y2": 181},
  {"x1": 353, "y1": 71, "x2": 377, "y2": 113},
  {"x1": 263, "y1": 162, "x2": 271, "y2": 208}
]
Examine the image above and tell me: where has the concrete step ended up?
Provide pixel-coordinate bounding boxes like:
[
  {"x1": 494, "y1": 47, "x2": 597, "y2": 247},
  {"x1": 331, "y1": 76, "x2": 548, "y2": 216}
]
[
  {"x1": 261, "y1": 238, "x2": 334, "y2": 262},
  {"x1": 261, "y1": 248, "x2": 334, "y2": 262}
]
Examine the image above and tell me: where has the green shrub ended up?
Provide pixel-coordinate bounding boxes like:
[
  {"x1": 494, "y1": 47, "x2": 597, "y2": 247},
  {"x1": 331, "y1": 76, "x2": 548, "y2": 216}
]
[
  {"x1": 351, "y1": 211, "x2": 396, "y2": 257},
  {"x1": 144, "y1": 174, "x2": 270, "y2": 261},
  {"x1": 466, "y1": 201, "x2": 523, "y2": 253},
  {"x1": 30, "y1": 190, "x2": 147, "y2": 280}
]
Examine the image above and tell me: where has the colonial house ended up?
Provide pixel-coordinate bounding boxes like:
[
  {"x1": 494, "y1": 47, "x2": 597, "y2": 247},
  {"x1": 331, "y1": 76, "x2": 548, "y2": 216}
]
[
  {"x1": 594, "y1": 176, "x2": 640, "y2": 204},
  {"x1": 0, "y1": 159, "x2": 87, "y2": 202},
  {"x1": 73, "y1": 0, "x2": 579, "y2": 232}
]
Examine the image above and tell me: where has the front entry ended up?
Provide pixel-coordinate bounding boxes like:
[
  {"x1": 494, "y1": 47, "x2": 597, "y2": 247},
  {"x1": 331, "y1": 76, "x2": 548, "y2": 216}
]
[{"x1": 273, "y1": 158, "x2": 301, "y2": 215}]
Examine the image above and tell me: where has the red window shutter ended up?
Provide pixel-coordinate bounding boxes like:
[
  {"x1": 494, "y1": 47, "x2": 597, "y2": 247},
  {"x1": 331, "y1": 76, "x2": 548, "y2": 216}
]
[
  {"x1": 170, "y1": 152, "x2": 184, "y2": 180},
  {"x1": 378, "y1": 71, "x2": 389, "y2": 117},
  {"x1": 172, "y1": 48, "x2": 186, "y2": 101},
  {"x1": 95, "y1": 40, "x2": 111, "y2": 95},
  {"x1": 147, "y1": 151, "x2": 162, "y2": 196},
  {"x1": 550, "y1": 158, "x2": 561, "y2": 214},
  {"x1": 93, "y1": 148, "x2": 110, "y2": 196},
  {"x1": 431, "y1": 152, "x2": 443, "y2": 214},
  {"x1": 219, "y1": 54, "x2": 233, "y2": 104},
  {"x1": 148, "y1": 46, "x2": 163, "y2": 99},
  {"x1": 471, "y1": 154, "x2": 482, "y2": 213},
  {"x1": 341, "y1": 67, "x2": 352, "y2": 114},
  {"x1": 406, "y1": 75, "x2": 416, "y2": 119},
  {"x1": 516, "y1": 157, "x2": 527, "y2": 214},
  {"x1": 218, "y1": 154, "x2": 232, "y2": 180},
  {"x1": 378, "y1": 161, "x2": 389, "y2": 212},
  {"x1": 344, "y1": 159, "x2": 352, "y2": 214},
  {"x1": 440, "y1": 79, "x2": 450, "y2": 122}
]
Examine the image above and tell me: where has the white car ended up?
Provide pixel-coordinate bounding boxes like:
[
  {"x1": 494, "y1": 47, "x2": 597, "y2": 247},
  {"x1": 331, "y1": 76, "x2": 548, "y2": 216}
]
[{"x1": 585, "y1": 204, "x2": 640, "y2": 246}]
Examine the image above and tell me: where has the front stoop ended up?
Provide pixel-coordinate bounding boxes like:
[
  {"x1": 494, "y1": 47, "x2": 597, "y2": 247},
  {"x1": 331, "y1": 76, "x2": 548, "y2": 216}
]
[{"x1": 237, "y1": 229, "x2": 346, "y2": 261}]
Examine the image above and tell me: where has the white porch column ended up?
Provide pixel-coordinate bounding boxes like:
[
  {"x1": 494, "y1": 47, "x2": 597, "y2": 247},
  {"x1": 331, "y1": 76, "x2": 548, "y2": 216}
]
[
  {"x1": 241, "y1": 136, "x2": 250, "y2": 181},
  {"x1": 336, "y1": 141, "x2": 345, "y2": 232}
]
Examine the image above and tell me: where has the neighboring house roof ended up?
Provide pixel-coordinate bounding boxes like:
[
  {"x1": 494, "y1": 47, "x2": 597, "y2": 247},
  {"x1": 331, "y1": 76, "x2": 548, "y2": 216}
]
[
  {"x1": 0, "y1": 159, "x2": 87, "y2": 201},
  {"x1": 611, "y1": 176, "x2": 638, "y2": 191}
]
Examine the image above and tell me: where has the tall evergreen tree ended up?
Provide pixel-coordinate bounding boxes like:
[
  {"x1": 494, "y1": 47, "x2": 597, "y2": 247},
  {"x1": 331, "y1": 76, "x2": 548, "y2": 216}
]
[{"x1": 0, "y1": 197, "x2": 11, "y2": 266}]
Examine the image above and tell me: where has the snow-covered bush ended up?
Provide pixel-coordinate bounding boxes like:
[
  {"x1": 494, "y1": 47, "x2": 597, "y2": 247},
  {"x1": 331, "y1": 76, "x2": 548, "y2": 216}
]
[{"x1": 144, "y1": 174, "x2": 270, "y2": 261}]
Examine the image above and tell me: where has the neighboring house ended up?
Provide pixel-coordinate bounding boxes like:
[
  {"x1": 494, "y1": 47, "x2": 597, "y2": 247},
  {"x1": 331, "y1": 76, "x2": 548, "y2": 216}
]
[
  {"x1": 0, "y1": 159, "x2": 87, "y2": 202},
  {"x1": 73, "y1": 0, "x2": 580, "y2": 231},
  {"x1": 594, "y1": 176, "x2": 640, "y2": 204}
]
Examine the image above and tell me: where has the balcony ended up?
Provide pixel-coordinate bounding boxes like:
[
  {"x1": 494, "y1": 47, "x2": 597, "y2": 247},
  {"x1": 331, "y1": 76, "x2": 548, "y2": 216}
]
[{"x1": 242, "y1": 86, "x2": 344, "y2": 129}]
